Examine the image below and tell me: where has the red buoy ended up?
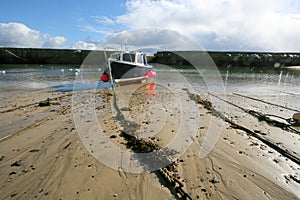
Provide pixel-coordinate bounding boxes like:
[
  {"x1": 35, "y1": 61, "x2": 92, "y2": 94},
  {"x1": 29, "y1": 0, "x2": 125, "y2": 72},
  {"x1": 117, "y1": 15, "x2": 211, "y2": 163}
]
[
  {"x1": 145, "y1": 70, "x2": 156, "y2": 78},
  {"x1": 101, "y1": 72, "x2": 110, "y2": 82}
]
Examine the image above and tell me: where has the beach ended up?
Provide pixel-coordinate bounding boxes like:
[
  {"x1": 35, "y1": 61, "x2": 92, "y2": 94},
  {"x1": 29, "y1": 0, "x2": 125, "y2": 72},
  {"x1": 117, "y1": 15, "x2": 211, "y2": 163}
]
[{"x1": 0, "y1": 80, "x2": 299, "y2": 199}]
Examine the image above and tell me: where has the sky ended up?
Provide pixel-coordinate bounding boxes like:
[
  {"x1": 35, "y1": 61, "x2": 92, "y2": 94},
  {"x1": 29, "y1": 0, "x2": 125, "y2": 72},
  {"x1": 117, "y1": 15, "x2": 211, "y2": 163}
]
[{"x1": 1, "y1": 0, "x2": 300, "y2": 51}]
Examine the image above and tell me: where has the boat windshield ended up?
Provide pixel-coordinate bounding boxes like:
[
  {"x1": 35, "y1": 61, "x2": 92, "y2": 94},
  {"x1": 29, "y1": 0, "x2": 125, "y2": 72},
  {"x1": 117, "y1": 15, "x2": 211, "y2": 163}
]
[
  {"x1": 137, "y1": 54, "x2": 143, "y2": 64},
  {"x1": 111, "y1": 54, "x2": 120, "y2": 61},
  {"x1": 122, "y1": 53, "x2": 135, "y2": 62}
]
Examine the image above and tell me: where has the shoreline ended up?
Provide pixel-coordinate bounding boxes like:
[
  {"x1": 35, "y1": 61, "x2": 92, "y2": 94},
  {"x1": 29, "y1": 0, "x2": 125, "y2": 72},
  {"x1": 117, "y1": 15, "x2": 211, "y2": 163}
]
[{"x1": 0, "y1": 84, "x2": 299, "y2": 199}]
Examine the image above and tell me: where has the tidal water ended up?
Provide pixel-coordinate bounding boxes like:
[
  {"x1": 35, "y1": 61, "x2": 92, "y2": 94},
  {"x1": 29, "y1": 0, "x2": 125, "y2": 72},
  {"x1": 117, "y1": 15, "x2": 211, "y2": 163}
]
[
  {"x1": 0, "y1": 64, "x2": 299, "y2": 110},
  {"x1": 0, "y1": 64, "x2": 110, "y2": 91}
]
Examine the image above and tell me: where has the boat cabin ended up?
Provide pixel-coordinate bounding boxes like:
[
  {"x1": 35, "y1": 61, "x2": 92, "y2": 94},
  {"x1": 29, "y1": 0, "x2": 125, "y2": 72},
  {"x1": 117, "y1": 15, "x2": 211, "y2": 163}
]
[{"x1": 111, "y1": 51, "x2": 148, "y2": 66}]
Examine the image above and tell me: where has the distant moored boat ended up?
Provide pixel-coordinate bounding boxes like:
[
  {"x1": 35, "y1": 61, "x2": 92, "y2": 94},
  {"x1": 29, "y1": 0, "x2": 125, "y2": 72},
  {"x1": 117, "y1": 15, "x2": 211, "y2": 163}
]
[{"x1": 284, "y1": 66, "x2": 300, "y2": 69}]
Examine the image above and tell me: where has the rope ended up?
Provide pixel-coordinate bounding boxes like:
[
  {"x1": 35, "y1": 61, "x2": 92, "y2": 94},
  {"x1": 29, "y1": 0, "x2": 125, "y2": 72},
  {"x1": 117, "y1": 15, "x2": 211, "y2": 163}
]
[
  {"x1": 5, "y1": 49, "x2": 29, "y2": 63},
  {"x1": 208, "y1": 93, "x2": 300, "y2": 135},
  {"x1": 233, "y1": 93, "x2": 300, "y2": 113},
  {"x1": 187, "y1": 91, "x2": 300, "y2": 166}
]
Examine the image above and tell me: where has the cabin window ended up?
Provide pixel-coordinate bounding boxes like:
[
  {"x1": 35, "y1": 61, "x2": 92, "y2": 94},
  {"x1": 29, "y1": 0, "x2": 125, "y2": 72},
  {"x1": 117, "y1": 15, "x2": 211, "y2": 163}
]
[
  {"x1": 123, "y1": 53, "x2": 135, "y2": 62},
  {"x1": 137, "y1": 54, "x2": 143, "y2": 64},
  {"x1": 111, "y1": 54, "x2": 120, "y2": 60},
  {"x1": 143, "y1": 54, "x2": 147, "y2": 65}
]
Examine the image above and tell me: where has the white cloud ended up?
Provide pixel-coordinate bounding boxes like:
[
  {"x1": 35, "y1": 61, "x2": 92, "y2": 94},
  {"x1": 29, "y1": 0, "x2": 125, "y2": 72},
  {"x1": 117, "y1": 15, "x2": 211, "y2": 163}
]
[
  {"x1": 71, "y1": 40, "x2": 100, "y2": 50},
  {"x1": 79, "y1": 24, "x2": 112, "y2": 36},
  {"x1": 100, "y1": 28, "x2": 201, "y2": 51},
  {"x1": 106, "y1": 0, "x2": 300, "y2": 51},
  {"x1": 0, "y1": 22, "x2": 43, "y2": 47},
  {"x1": 94, "y1": 16, "x2": 116, "y2": 25},
  {"x1": 0, "y1": 22, "x2": 67, "y2": 48},
  {"x1": 2, "y1": 1, "x2": 300, "y2": 51},
  {"x1": 69, "y1": 28, "x2": 202, "y2": 52},
  {"x1": 43, "y1": 34, "x2": 67, "y2": 48}
]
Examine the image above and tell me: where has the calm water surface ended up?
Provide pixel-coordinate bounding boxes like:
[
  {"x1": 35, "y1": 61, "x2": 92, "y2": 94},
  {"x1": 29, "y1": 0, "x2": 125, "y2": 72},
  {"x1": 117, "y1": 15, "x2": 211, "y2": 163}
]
[{"x1": 0, "y1": 64, "x2": 299, "y2": 109}]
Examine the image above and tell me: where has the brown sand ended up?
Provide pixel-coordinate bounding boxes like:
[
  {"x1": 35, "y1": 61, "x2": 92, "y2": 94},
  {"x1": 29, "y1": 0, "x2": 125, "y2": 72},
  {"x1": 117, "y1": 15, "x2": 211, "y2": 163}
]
[{"x1": 0, "y1": 84, "x2": 299, "y2": 199}]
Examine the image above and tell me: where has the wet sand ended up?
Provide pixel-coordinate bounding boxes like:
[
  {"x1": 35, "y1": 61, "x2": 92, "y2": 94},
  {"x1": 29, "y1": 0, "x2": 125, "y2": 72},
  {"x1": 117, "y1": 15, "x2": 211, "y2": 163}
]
[{"x1": 0, "y1": 84, "x2": 299, "y2": 199}]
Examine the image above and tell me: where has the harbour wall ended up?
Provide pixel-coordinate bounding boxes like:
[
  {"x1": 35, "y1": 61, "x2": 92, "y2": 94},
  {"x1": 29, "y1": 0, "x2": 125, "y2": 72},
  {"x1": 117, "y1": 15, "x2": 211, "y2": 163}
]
[
  {"x1": 0, "y1": 48, "x2": 91, "y2": 65},
  {"x1": 1, "y1": 47, "x2": 300, "y2": 68},
  {"x1": 153, "y1": 51, "x2": 300, "y2": 67}
]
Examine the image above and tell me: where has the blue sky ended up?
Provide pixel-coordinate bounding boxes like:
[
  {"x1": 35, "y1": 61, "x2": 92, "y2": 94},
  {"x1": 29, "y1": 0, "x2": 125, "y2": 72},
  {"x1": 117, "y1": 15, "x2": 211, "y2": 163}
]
[
  {"x1": 1, "y1": 0, "x2": 300, "y2": 51},
  {"x1": 0, "y1": 0, "x2": 127, "y2": 45}
]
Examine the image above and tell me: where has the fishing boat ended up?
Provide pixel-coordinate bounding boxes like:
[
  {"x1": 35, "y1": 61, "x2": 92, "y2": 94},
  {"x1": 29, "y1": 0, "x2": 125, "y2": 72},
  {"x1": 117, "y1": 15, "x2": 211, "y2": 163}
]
[{"x1": 100, "y1": 51, "x2": 156, "y2": 84}]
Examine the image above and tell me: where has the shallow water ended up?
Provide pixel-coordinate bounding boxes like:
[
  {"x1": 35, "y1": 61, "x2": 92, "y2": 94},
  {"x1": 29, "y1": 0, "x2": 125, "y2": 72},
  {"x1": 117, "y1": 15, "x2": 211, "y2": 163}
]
[
  {"x1": 0, "y1": 64, "x2": 110, "y2": 91},
  {"x1": 0, "y1": 64, "x2": 299, "y2": 110}
]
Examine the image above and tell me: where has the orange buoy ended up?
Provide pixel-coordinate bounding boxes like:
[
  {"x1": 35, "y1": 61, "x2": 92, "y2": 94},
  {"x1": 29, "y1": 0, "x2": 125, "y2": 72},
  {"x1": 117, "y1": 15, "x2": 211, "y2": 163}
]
[{"x1": 148, "y1": 82, "x2": 156, "y2": 98}]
